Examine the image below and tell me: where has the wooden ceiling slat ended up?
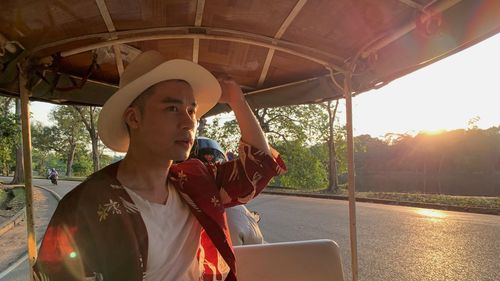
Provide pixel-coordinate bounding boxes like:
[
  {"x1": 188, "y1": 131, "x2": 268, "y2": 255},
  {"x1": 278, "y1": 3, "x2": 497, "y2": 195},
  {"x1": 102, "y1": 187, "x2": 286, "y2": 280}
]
[
  {"x1": 397, "y1": 0, "x2": 425, "y2": 10},
  {"x1": 95, "y1": 0, "x2": 125, "y2": 77},
  {"x1": 95, "y1": 0, "x2": 117, "y2": 32},
  {"x1": 263, "y1": 51, "x2": 327, "y2": 88},
  {"x1": 104, "y1": 0, "x2": 196, "y2": 31},
  {"x1": 202, "y1": 0, "x2": 298, "y2": 38},
  {"x1": 0, "y1": 0, "x2": 107, "y2": 50},
  {"x1": 193, "y1": 0, "x2": 206, "y2": 63},
  {"x1": 129, "y1": 39, "x2": 193, "y2": 61},
  {"x1": 282, "y1": 0, "x2": 413, "y2": 59},
  {"x1": 258, "y1": 0, "x2": 308, "y2": 87},
  {"x1": 199, "y1": 40, "x2": 269, "y2": 87}
]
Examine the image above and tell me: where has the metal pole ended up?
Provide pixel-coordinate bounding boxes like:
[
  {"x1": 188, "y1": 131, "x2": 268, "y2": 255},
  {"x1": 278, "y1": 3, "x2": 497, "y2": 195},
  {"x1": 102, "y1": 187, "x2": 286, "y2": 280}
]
[
  {"x1": 19, "y1": 69, "x2": 37, "y2": 280},
  {"x1": 344, "y1": 71, "x2": 358, "y2": 281}
]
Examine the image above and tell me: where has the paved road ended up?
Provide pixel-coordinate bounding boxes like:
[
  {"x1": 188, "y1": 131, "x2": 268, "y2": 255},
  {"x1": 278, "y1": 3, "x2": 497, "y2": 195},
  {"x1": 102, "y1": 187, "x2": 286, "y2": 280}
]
[
  {"x1": 247, "y1": 194, "x2": 500, "y2": 281},
  {"x1": 2, "y1": 179, "x2": 499, "y2": 281},
  {"x1": 0, "y1": 178, "x2": 77, "y2": 281}
]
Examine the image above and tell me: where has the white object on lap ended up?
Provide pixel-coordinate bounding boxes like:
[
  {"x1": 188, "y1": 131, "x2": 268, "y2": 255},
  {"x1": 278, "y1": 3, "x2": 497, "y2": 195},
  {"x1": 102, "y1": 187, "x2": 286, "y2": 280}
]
[{"x1": 233, "y1": 239, "x2": 344, "y2": 281}]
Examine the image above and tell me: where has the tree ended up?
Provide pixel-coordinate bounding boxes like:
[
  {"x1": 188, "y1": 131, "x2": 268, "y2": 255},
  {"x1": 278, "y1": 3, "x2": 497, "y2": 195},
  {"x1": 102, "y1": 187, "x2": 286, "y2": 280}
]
[
  {"x1": 204, "y1": 117, "x2": 241, "y2": 154},
  {"x1": 271, "y1": 140, "x2": 328, "y2": 190},
  {"x1": 0, "y1": 112, "x2": 19, "y2": 176},
  {"x1": 11, "y1": 99, "x2": 24, "y2": 184},
  {"x1": 252, "y1": 104, "x2": 329, "y2": 145},
  {"x1": 31, "y1": 121, "x2": 59, "y2": 176},
  {"x1": 50, "y1": 106, "x2": 87, "y2": 176},
  {"x1": 73, "y1": 106, "x2": 101, "y2": 172},
  {"x1": 205, "y1": 103, "x2": 346, "y2": 191},
  {"x1": 324, "y1": 100, "x2": 340, "y2": 192}
]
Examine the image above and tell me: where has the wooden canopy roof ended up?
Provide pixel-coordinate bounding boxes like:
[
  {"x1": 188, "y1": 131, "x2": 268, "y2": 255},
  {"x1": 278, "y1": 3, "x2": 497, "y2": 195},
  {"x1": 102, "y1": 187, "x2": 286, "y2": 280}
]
[{"x1": 1, "y1": 0, "x2": 499, "y2": 116}]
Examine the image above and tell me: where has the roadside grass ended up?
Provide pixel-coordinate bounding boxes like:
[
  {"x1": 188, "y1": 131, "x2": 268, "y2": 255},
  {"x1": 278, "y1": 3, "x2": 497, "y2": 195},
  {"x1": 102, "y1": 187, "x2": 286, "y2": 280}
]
[
  {"x1": 0, "y1": 187, "x2": 26, "y2": 216},
  {"x1": 0, "y1": 189, "x2": 7, "y2": 206},
  {"x1": 266, "y1": 185, "x2": 500, "y2": 209},
  {"x1": 358, "y1": 191, "x2": 500, "y2": 209}
]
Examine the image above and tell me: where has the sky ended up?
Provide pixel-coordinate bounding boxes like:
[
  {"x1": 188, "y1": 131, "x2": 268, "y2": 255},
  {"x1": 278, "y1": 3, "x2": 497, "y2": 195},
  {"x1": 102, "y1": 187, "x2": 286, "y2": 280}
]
[{"x1": 30, "y1": 33, "x2": 500, "y2": 138}]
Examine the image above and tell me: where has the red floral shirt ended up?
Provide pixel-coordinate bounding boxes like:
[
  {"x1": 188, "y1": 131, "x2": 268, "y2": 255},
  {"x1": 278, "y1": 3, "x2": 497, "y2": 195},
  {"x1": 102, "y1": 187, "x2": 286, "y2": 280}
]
[{"x1": 34, "y1": 141, "x2": 286, "y2": 281}]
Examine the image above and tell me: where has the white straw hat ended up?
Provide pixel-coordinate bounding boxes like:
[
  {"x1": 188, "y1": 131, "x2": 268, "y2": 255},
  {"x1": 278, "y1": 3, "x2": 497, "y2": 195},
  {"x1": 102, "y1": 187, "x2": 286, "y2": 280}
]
[{"x1": 98, "y1": 50, "x2": 221, "y2": 152}]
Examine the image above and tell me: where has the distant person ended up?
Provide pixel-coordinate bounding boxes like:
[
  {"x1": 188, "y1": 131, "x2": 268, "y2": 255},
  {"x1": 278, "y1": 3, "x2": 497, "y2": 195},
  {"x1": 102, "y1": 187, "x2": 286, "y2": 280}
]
[
  {"x1": 48, "y1": 168, "x2": 58, "y2": 185},
  {"x1": 200, "y1": 148, "x2": 216, "y2": 164},
  {"x1": 33, "y1": 50, "x2": 286, "y2": 281}
]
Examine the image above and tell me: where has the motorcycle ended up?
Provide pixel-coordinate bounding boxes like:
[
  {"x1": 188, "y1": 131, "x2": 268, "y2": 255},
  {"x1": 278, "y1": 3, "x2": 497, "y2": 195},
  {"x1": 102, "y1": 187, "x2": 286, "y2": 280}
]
[{"x1": 48, "y1": 173, "x2": 58, "y2": 185}]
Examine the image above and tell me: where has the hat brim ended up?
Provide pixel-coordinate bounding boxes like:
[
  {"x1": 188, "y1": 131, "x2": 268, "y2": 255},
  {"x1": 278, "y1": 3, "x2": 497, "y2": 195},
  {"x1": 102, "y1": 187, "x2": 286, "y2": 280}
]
[{"x1": 98, "y1": 59, "x2": 221, "y2": 152}]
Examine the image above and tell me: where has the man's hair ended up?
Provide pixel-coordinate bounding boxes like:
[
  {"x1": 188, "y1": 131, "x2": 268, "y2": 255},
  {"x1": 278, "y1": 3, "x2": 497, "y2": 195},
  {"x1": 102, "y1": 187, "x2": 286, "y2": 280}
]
[
  {"x1": 130, "y1": 86, "x2": 155, "y2": 114},
  {"x1": 125, "y1": 80, "x2": 191, "y2": 133},
  {"x1": 125, "y1": 86, "x2": 154, "y2": 133}
]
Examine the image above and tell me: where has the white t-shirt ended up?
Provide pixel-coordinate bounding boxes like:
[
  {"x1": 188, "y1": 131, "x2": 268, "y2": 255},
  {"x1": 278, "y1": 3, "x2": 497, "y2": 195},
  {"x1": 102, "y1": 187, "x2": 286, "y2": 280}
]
[{"x1": 124, "y1": 183, "x2": 202, "y2": 281}]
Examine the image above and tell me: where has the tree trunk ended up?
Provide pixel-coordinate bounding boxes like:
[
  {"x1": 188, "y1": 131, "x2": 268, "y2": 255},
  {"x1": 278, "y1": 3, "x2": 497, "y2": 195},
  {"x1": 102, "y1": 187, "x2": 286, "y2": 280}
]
[
  {"x1": 66, "y1": 144, "x2": 76, "y2": 177},
  {"x1": 326, "y1": 100, "x2": 340, "y2": 193},
  {"x1": 11, "y1": 98, "x2": 24, "y2": 184},
  {"x1": 437, "y1": 154, "x2": 444, "y2": 194},
  {"x1": 90, "y1": 107, "x2": 100, "y2": 172},
  {"x1": 74, "y1": 106, "x2": 100, "y2": 172},
  {"x1": 91, "y1": 131, "x2": 99, "y2": 172},
  {"x1": 197, "y1": 118, "x2": 207, "y2": 136},
  {"x1": 423, "y1": 159, "x2": 427, "y2": 194}
]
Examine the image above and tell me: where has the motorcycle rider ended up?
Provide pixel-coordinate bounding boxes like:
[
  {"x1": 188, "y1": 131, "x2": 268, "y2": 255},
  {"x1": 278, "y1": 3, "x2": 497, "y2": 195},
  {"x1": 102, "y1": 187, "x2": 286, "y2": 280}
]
[{"x1": 48, "y1": 168, "x2": 58, "y2": 185}]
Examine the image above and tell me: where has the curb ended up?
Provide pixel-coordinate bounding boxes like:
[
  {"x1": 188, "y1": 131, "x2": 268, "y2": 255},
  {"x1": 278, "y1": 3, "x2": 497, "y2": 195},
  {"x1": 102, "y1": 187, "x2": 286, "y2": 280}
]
[
  {"x1": 0, "y1": 185, "x2": 27, "y2": 237},
  {"x1": 0, "y1": 185, "x2": 62, "y2": 279},
  {"x1": 262, "y1": 190, "x2": 500, "y2": 216},
  {"x1": 0, "y1": 185, "x2": 62, "y2": 238},
  {"x1": 0, "y1": 207, "x2": 26, "y2": 237}
]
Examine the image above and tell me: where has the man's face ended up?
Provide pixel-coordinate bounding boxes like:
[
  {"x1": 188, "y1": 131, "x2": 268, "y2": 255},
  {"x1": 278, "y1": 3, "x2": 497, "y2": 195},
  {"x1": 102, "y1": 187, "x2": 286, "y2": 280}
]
[{"x1": 128, "y1": 80, "x2": 198, "y2": 161}]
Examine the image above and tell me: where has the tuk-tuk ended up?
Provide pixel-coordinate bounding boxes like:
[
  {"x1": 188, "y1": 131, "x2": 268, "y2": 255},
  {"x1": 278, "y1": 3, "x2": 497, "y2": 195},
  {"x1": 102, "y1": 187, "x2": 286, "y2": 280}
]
[{"x1": 1, "y1": 1, "x2": 499, "y2": 280}]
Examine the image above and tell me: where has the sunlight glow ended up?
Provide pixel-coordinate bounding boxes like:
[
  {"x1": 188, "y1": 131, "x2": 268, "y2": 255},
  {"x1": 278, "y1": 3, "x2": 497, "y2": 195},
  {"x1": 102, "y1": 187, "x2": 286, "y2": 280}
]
[
  {"x1": 351, "y1": 33, "x2": 500, "y2": 138},
  {"x1": 416, "y1": 209, "x2": 447, "y2": 218},
  {"x1": 420, "y1": 129, "x2": 447, "y2": 135}
]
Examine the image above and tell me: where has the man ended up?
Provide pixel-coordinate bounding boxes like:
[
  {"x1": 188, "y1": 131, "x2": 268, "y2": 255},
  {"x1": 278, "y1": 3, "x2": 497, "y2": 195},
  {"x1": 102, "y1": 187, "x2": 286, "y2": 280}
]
[{"x1": 33, "y1": 50, "x2": 285, "y2": 281}]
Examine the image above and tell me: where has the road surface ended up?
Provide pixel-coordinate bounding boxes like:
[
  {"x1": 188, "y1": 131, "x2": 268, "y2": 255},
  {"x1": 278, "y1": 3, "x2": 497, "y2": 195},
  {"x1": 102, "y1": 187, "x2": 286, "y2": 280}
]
[
  {"x1": 1, "y1": 179, "x2": 499, "y2": 281},
  {"x1": 247, "y1": 194, "x2": 500, "y2": 281}
]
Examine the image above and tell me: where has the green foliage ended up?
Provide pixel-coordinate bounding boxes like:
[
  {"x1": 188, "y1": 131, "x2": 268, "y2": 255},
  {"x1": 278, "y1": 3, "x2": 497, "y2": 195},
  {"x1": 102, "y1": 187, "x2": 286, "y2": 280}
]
[
  {"x1": 360, "y1": 191, "x2": 500, "y2": 209},
  {"x1": 0, "y1": 112, "x2": 19, "y2": 175},
  {"x1": 203, "y1": 117, "x2": 241, "y2": 154},
  {"x1": 72, "y1": 150, "x2": 93, "y2": 176},
  {"x1": 99, "y1": 153, "x2": 115, "y2": 169},
  {"x1": 205, "y1": 103, "x2": 347, "y2": 190},
  {"x1": 271, "y1": 141, "x2": 328, "y2": 189},
  {"x1": 254, "y1": 104, "x2": 329, "y2": 145}
]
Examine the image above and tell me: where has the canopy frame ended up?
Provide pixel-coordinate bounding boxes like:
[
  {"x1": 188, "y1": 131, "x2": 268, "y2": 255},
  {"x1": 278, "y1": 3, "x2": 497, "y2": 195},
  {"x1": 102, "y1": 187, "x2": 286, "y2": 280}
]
[{"x1": 3, "y1": 1, "x2": 499, "y2": 280}]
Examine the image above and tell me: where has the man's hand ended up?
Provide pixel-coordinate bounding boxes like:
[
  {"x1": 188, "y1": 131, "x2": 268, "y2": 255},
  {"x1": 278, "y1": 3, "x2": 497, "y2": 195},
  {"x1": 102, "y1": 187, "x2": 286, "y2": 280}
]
[
  {"x1": 218, "y1": 78, "x2": 245, "y2": 106},
  {"x1": 216, "y1": 77, "x2": 271, "y2": 156}
]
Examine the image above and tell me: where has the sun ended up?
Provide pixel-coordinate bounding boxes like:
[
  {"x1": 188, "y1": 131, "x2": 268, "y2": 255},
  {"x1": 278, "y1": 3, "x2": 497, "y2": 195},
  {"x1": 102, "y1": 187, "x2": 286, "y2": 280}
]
[{"x1": 420, "y1": 129, "x2": 447, "y2": 135}]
